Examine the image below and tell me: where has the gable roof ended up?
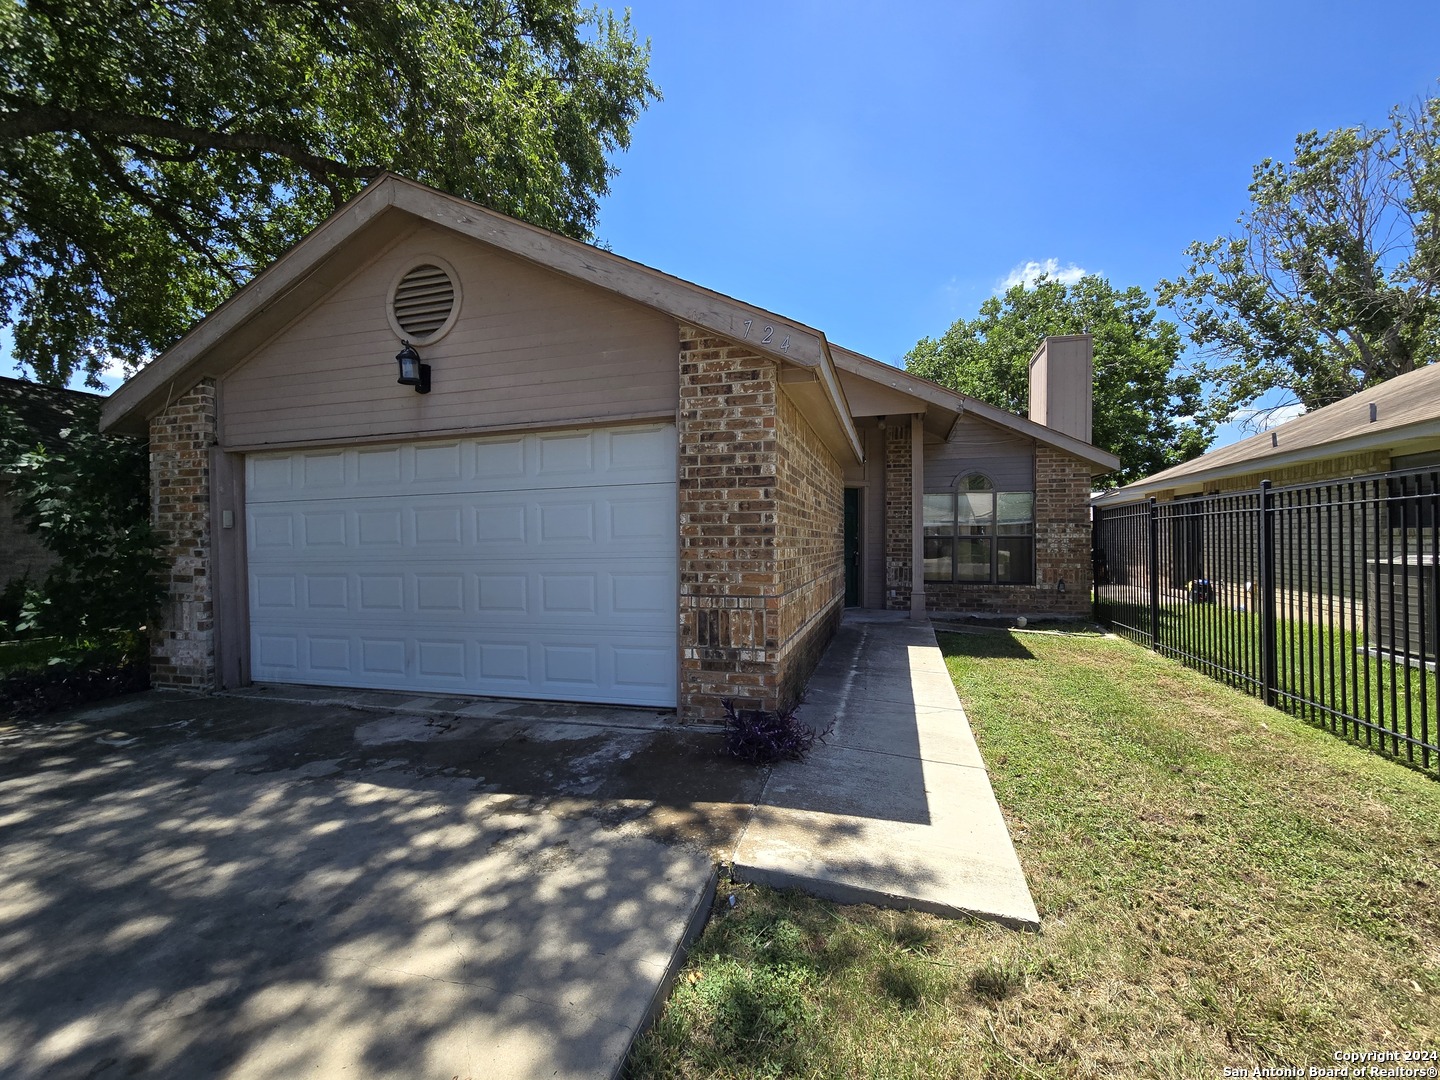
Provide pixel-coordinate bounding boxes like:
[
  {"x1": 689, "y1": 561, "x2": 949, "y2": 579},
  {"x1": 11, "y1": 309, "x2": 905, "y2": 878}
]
[
  {"x1": 97, "y1": 172, "x2": 1119, "y2": 473},
  {"x1": 99, "y1": 173, "x2": 863, "y2": 462},
  {"x1": 827, "y1": 345, "x2": 1120, "y2": 473},
  {"x1": 1094, "y1": 361, "x2": 1440, "y2": 505},
  {"x1": 0, "y1": 376, "x2": 106, "y2": 452}
]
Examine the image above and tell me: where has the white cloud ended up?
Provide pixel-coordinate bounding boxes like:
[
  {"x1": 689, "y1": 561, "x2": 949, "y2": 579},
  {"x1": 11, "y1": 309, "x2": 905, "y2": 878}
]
[
  {"x1": 1229, "y1": 401, "x2": 1306, "y2": 433},
  {"x1": 997, "y1": 258, "x2": 1088, "y2": 292},
  {"x1": 67, "y1": 351, "x2": 134, "y2": 393}
]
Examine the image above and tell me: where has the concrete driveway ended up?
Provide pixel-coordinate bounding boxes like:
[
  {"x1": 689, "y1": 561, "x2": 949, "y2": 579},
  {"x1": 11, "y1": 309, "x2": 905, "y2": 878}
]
[{"x1": 0, "y1": 689, "x2": 767, "y2": 1080}]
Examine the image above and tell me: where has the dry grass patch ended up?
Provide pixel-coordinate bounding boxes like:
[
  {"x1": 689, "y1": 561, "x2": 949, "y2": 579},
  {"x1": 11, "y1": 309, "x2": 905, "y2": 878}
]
[{"x1": 626, "y1": 631, "x2": 1438, "y2": 1079}]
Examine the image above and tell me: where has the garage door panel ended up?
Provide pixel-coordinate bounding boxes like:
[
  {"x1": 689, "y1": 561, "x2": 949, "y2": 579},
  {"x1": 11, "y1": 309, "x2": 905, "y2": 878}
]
[
  {"x1": 247, "y1": 425, "x2": 677, "y2": 706},
  {"x1": 249, "y1": 623, "x2": 675, "y2": 706},
  {"x1": 244, "y1": 426, "x2": 676, "y2": 503},
  {"x1": 252, "y1": 567, "x2": 671, "y2": 627},
  {"x1": 247, "y1": 487, "x2": 673, "y2": 557}
]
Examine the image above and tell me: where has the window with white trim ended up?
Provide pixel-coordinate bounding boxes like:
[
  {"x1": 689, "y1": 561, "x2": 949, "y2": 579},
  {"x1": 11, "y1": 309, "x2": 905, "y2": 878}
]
[{"x1": 923, "y1": 472, "x2": 1035, "y2": 584}]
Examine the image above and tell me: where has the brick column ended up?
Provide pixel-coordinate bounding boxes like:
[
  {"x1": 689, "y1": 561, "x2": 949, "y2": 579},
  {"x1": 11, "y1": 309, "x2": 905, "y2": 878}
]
[
  {"x1": 677, "y1": 326, "x2": 780, "y2": 718},
  {"x1": 149, "y1": 380, "x2": 218, "y2": 689},
  {"x1": 1034, "y1": 445, "x2": 1093, "y2": 616},
  {"x1": 883, "y1": 419, "x2": 913, "y2": 610}
]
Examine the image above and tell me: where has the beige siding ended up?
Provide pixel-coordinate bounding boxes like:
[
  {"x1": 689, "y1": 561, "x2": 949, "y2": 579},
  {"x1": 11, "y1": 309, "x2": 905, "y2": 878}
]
[
  {"x1": 924, "y1": 416, "x2": 1035, "y2": 492},
  {"x1": 220, "y1": 223, "x2": 679, "y2": 449}
]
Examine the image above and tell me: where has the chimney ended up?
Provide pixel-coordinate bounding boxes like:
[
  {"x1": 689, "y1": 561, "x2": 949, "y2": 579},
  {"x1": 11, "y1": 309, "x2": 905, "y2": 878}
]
[{"x1": 1028, "y1": 334, "x2": 1093, "y2": 443}]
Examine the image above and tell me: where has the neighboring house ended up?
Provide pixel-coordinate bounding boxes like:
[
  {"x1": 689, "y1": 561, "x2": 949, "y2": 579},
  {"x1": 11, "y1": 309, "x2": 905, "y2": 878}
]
[
  {"x1": 1092, "y1": 361, "x2": 1440, "y2": 507},
  {"x1": 1092, "y1": 362, "x2": 1440, "y2": 661},
  {"x1": 99, "y1": 174, "x2": 1117, "y2": 719},
  {"x1": 0, "y1": 376, "x2": 107, "y2": 589}
]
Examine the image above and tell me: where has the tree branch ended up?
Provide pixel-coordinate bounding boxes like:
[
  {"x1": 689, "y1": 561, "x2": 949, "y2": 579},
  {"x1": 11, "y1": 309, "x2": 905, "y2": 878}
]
[
  {"x1": 1, "y1": 101, "x2": 382, "y2": 184},
  {"x1": 80, "y1": 133, "x2": 243, "y2": 290}
]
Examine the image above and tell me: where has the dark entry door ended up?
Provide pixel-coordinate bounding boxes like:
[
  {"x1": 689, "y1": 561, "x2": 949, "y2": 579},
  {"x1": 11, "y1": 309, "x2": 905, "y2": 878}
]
[{"x1": 844, "y1": 488, "x2": 861, "y2": 606}]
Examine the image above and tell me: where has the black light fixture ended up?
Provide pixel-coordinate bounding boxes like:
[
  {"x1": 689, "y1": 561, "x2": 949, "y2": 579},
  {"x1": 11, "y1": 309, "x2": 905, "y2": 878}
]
[{"x1": 395, "y1": 342, "x2": 431, "y2": 394}]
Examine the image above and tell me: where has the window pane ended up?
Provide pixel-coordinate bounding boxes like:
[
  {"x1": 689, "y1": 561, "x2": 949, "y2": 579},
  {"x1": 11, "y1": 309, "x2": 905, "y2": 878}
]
[
  {"x1": 962, "y1": 473, "x2": 993, "y2": 491},
  {"x1": 957, "y1": 492, "x2": 994, "y2": 528},
  {"x1": 997, "y1": 492, "x2": 1034, "y2": 535},
  {"x1": 923, "y1": 536, "x2": 954, "y2": 582},
  {"x1": 955, "y1": 538, "x2": 992, "y2": 581},
  {"x1": 997, "y1": 537, "x2": 1034, "y2": 584},
  {"x1": 922, "y1": 494, "x2": 954, "y2": 528}
]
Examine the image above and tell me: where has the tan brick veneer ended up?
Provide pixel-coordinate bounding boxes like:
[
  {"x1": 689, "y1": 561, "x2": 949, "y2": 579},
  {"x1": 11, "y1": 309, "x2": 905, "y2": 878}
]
[
  {"x1": 149, "y1": 380, "x2": 217, "y2": 688},
  {"x1": 883, "y1": 420, "x2": 913, "y2": 610},
  {"x1": 677, "y1": 326, "x2": 843, "y2": 719}
]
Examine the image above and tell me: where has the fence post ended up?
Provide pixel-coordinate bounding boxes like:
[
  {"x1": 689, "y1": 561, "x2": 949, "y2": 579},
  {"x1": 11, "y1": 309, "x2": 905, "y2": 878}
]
[
  {"x1": 1148, "y1": 497, "x2": 1160, "y2": 651},
  {"x1": 1259, "y1": 479, "x2": 1278, "y2": 705}
]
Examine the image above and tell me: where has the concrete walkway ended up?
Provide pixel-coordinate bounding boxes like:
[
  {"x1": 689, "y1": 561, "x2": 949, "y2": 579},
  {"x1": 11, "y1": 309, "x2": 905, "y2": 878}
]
[{"x1": 731, "y1": 611, "x2": 1040, "y2": 929}]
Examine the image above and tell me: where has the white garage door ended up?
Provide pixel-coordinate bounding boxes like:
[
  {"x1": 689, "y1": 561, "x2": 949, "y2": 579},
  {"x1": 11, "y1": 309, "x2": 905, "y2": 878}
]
[{"x1": 245, "y1": 424, "x2": 677, "y2": 706}]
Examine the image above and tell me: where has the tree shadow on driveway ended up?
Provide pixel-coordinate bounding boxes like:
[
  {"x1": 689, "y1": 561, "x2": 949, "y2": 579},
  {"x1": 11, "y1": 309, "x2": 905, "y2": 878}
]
[{"x1": 0, "y1": 692, "x2": 769, "y2": 1079}]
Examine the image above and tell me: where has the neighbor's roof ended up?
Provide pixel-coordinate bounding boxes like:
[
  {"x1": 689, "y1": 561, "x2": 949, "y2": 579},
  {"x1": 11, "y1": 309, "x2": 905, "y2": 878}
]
[
  {"x1": 1094, "y1": 361, "x2": 1440, "y2": 505},
  {"x1": 0, "y1": 376, "x2": 106, "y2": 452}
]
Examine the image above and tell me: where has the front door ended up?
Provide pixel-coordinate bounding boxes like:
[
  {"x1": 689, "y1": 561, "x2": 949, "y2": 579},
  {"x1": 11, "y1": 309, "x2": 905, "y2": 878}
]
[{"x1": 844, "y1": 487, "x2": 861, "y2": 606}]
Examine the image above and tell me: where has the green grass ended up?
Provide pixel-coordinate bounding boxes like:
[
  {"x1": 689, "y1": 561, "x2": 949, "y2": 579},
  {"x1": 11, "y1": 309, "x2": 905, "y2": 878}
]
[
  {"x1": 1104, "y1": 599, "x2": 1440, "y2": 771},
  {"x1": 625, "y1": 630, "x2": 1440, "y2": 1079}
]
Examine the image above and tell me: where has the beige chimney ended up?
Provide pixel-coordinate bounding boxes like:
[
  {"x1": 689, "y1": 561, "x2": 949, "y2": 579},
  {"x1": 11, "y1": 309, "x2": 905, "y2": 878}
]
[{"x1": 1028, "y1": 334, "x2": 1093, "y2": 443}]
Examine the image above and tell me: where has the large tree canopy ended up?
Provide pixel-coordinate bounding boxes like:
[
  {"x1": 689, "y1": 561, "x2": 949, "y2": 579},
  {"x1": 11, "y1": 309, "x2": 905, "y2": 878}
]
[
  {"x1": 0, "y1": 0, "x2": 659, "y2": 386},
  {"x1": 905, "y1": 275, "x2": 1212, "y2": 486},
  {"x1": 1158, "y1": 95, "x2": 1440, "y2": 419}
]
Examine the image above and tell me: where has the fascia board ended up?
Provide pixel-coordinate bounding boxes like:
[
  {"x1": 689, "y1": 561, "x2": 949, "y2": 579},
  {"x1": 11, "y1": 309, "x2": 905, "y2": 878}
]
[{"x1": 1092, "y1": 418, "x2": 1440, "y2": 505}]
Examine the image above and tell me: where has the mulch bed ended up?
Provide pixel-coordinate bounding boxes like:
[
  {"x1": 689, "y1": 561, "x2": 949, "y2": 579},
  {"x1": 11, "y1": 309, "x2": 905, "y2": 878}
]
[{"x1": 1, "y1": 661, "x2": 149, "y2": 718}]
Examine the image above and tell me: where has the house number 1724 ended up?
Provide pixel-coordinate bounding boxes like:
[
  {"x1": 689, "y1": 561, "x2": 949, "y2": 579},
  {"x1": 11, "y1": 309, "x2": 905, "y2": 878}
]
[{"x1": 741, "y1": 318, "x2": 790, "y2": 351}]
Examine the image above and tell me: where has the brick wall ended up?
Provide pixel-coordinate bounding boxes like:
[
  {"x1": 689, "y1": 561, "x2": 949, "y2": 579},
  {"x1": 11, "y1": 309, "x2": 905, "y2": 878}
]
[
  {"x1": 149, "y1": 380, "x2": 217, "y2": 689},
  {"x1": 1202, "y1": 449, "x2": 1392, "y2": 495},
  {"x1": 0, "y1": 486, "x2": 57, "y2": 587},
  {"x1": 774, "y1": 385, "x2": 844, "y2": 708},
  {"x1": 676, "y1": 325, "x2": 843, "y2": 719},
  {"x1": 920, "y1": 445, "x2": 1093, "y2": 617},
  {"x1": 677, "y1": 328, "x2": 780, "y2": 717},
  {"x1": 883, "y1": 420, "x2": 913, "y2": 610}
]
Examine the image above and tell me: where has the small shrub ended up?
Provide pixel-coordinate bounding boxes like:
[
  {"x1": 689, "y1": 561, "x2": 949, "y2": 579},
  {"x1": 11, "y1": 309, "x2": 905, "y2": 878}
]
[{"x1": 722, "y1": 699, "x2": 834, "y2": 764}]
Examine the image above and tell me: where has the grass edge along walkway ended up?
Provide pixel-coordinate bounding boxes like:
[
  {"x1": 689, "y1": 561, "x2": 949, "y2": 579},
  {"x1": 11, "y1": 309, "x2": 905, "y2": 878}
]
[{"x1": 625, "y1": 628, "x2": 1438, "y2": 1080}]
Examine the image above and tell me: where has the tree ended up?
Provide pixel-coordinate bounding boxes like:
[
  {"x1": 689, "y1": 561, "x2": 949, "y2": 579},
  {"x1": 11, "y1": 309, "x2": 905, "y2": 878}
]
[
  {"x1": 0, "y1": 396, "x2": 162, "y2": 646},
  {"x1": 905, "y1": 275, "x2": 1212, "y2": 486},
  {"x1": 1158, "y1": 95, "x2": 1440, "y2": 420},
  {"x1": 0, "y1": 0, "x2": 659, "y2": 387}
]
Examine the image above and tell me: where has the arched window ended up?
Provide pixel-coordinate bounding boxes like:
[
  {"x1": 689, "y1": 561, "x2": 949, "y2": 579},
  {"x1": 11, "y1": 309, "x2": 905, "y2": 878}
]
[{"x1": 923, "y1": 472, "x2": 1034, "y2": 584}]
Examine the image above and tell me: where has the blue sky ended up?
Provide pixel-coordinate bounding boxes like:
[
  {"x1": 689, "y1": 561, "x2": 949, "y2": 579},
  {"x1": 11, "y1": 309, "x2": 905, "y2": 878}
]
[
  {"x1": 17, "y1": 0, "x2": 1440, "y2": 451},
  {"x1": 590, "y1": 0, "x2": 1440, "y2": 447}
]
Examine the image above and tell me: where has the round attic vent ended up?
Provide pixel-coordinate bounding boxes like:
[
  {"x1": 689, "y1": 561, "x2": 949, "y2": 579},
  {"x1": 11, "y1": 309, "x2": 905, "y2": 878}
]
[{"x1": 387, "y1": 258, "x2": 460, "y2": 344}]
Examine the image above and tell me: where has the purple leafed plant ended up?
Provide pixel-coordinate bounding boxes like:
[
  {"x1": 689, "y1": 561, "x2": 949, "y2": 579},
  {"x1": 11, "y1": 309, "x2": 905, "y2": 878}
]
[{"x1": 721, "y1": 698, "x2": 835, "y2": 764}]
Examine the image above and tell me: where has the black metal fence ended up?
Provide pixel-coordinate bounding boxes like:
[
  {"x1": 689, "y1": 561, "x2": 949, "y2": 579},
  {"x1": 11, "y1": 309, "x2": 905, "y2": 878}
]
[{"x1": 1093, "y1": 468, "x2": 1440, "y2": 777}]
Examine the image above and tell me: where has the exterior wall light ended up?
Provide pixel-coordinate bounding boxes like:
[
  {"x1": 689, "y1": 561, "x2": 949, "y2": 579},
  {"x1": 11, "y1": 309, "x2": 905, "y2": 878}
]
[
  {"x1": 1057, "y1": 578, "x2": 1067, "y2": 593},
  {"x1": 395, "y1": 343, "x2": 431, "y2": 394}
]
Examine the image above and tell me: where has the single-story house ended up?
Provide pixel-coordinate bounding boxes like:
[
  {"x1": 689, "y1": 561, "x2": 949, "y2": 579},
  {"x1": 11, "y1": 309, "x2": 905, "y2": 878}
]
[
  {"x1": 0, "y1": 376, "x2": 108, "y2": 589},
  {"x1": 100, "y1": 174, "x2": 1117, "y2": 720},
  {"x1": 1092, "y1": 361, "x2": 1440, "y2": 507},
  {"x1": 1092, "y1": 362, "x2": 1440, "y2": 660}
]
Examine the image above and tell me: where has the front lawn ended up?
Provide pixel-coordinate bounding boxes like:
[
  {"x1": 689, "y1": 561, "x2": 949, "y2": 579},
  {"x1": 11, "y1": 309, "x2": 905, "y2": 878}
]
[{"x1": 626, "y1": 629, "x2": 1439, "y2": 1079}]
